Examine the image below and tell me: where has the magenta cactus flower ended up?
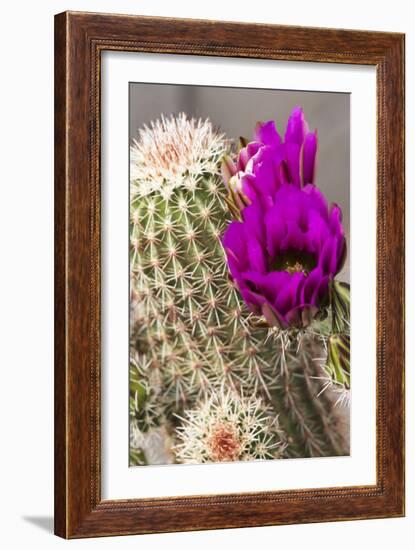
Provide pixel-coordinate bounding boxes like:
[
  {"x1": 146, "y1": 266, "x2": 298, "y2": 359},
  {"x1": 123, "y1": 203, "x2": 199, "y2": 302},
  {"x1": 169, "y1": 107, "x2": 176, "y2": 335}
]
[
  {"x1": 222, "y1": 107, "x2": 318, "y2": 212},
  {"x1": 222, "y1": 182, "x2": 346, "y2": 329}
]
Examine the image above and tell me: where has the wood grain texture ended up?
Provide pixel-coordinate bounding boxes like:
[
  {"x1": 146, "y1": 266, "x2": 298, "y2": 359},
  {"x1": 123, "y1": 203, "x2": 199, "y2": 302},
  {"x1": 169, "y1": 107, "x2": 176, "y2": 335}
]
[
  {"x1": 54, "y1": 11, "x2": 405, "y2": 538},
  {"x1": 54, "y1": 11, "x2": 68, "y2": 538}
]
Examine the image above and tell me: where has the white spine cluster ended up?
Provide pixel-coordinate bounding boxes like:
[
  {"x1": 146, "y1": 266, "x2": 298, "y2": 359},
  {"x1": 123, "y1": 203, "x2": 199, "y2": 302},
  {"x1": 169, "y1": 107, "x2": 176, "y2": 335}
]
[
  {"x1": 130, "y1": 113, "x2": 228, "y2": 199},
  {"x1": 174, "y1": 391, "x2": 286, "y2": 464}
]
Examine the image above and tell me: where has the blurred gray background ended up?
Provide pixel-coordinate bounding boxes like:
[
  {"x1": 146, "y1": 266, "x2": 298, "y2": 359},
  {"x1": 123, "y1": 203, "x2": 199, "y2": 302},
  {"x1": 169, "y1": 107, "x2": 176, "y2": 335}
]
[{"x1": 129, "y1": 83, "x2": 350, "y2": 282}]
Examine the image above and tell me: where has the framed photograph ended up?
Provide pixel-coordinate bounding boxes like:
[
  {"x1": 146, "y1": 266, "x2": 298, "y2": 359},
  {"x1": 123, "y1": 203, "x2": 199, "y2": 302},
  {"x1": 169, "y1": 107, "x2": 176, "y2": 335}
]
[{"x1": 54, "y1": 11, "x2": 405, "y2": 538}]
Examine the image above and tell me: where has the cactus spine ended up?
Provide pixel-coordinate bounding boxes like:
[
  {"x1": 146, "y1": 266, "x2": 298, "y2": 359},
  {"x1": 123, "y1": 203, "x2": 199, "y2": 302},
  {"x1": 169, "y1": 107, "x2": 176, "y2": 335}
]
[
  {"x1": 129, "y1": 114, "x2": 349, "y2": 465},
  {"x1": 174, "y1": 390, "x2": 287, "y2": 463}
]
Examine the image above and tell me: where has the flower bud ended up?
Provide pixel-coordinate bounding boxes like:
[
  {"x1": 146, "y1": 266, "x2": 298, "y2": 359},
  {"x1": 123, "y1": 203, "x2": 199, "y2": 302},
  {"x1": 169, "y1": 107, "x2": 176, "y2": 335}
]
[{"x1": 326, "y1": 333, "x2": 350, "y2": 389}]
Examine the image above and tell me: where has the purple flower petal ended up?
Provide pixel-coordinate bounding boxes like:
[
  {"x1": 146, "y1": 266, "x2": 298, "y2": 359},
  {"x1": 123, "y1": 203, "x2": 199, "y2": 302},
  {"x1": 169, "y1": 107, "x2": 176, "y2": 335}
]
[
  {"x1": 274, "y1": 272, "x2": 304, "y2": 314},
  {"x1": 302, "y1": 131, "x2": 318, "y2": 185},
  {"x1": 236, "y1": 147, "x2": 249, "y2": 171},
  {"x1": 284, "y1": 142, "x2": 301, "y2": 187},
  {"x1": 247, "y1": 141, "x2": 262, "y2": 159},
  {"x1": 265, "y1": 206, "x2": 287, "y2": 258},
  {"x1": 254, "y1": 120, "x2": 281, "y2": 146},
  {"x1": 329, "y1": 204, "x2": 344, "y2": 237},
  {"x1": 302, "y1": 184, "x2": 329, "y2": 221},
  {"x1": 301, "y1": 267, "x2": 324, "y2": 305},
  {"x1": 247, "y1": 237, "x2": 267, "y2": 273},
  {"x1": 241, "y1": 201, "x2": 266, "y2": 246},
  {"x1": 222, "y1": 221, "x2": 248, "y2": 277},
  {"x1": 284, "y1": 107, "x2": 309, "y2": 146},
  {"x1": 241, "y1": 271, "x2": 289, "y2": 305},
  {"x1": 318, "y1": 237, "x2": 338, "y2": 275},
  {"x1": 239, "y1": 285, "x2": 265, "y2": 314}
]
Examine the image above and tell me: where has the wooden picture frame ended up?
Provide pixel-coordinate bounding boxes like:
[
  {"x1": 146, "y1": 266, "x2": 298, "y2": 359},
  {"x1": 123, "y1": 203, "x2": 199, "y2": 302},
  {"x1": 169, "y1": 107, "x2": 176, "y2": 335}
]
[{"x1": 54, "y1": 11, "x2": 405, "y2": 538}]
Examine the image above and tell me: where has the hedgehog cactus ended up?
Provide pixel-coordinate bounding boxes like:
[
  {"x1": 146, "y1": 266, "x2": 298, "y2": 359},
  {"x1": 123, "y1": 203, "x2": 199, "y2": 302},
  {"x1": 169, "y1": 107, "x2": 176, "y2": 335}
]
[
  {"x1": 130, "y1": 114, "x2": 279, "y2": 405},
  {"x1": 174, "y1": 390, "x2": 287, "y2": 463},
  {"x1": 129, "y1": 113, "x2": 349, "y2": 465}
]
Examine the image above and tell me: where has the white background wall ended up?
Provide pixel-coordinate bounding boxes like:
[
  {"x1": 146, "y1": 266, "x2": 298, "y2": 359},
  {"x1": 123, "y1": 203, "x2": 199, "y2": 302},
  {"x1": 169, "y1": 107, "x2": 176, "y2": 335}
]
[{"x1": 0, "y1": 0, "x2": 412, "y2": 548}]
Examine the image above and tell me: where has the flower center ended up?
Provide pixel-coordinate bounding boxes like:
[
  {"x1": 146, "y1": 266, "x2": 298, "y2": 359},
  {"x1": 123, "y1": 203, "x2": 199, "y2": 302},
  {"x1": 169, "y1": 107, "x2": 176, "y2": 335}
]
[{"x1": 271, "y1": 250, "x2": 317, "y2": 275}]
